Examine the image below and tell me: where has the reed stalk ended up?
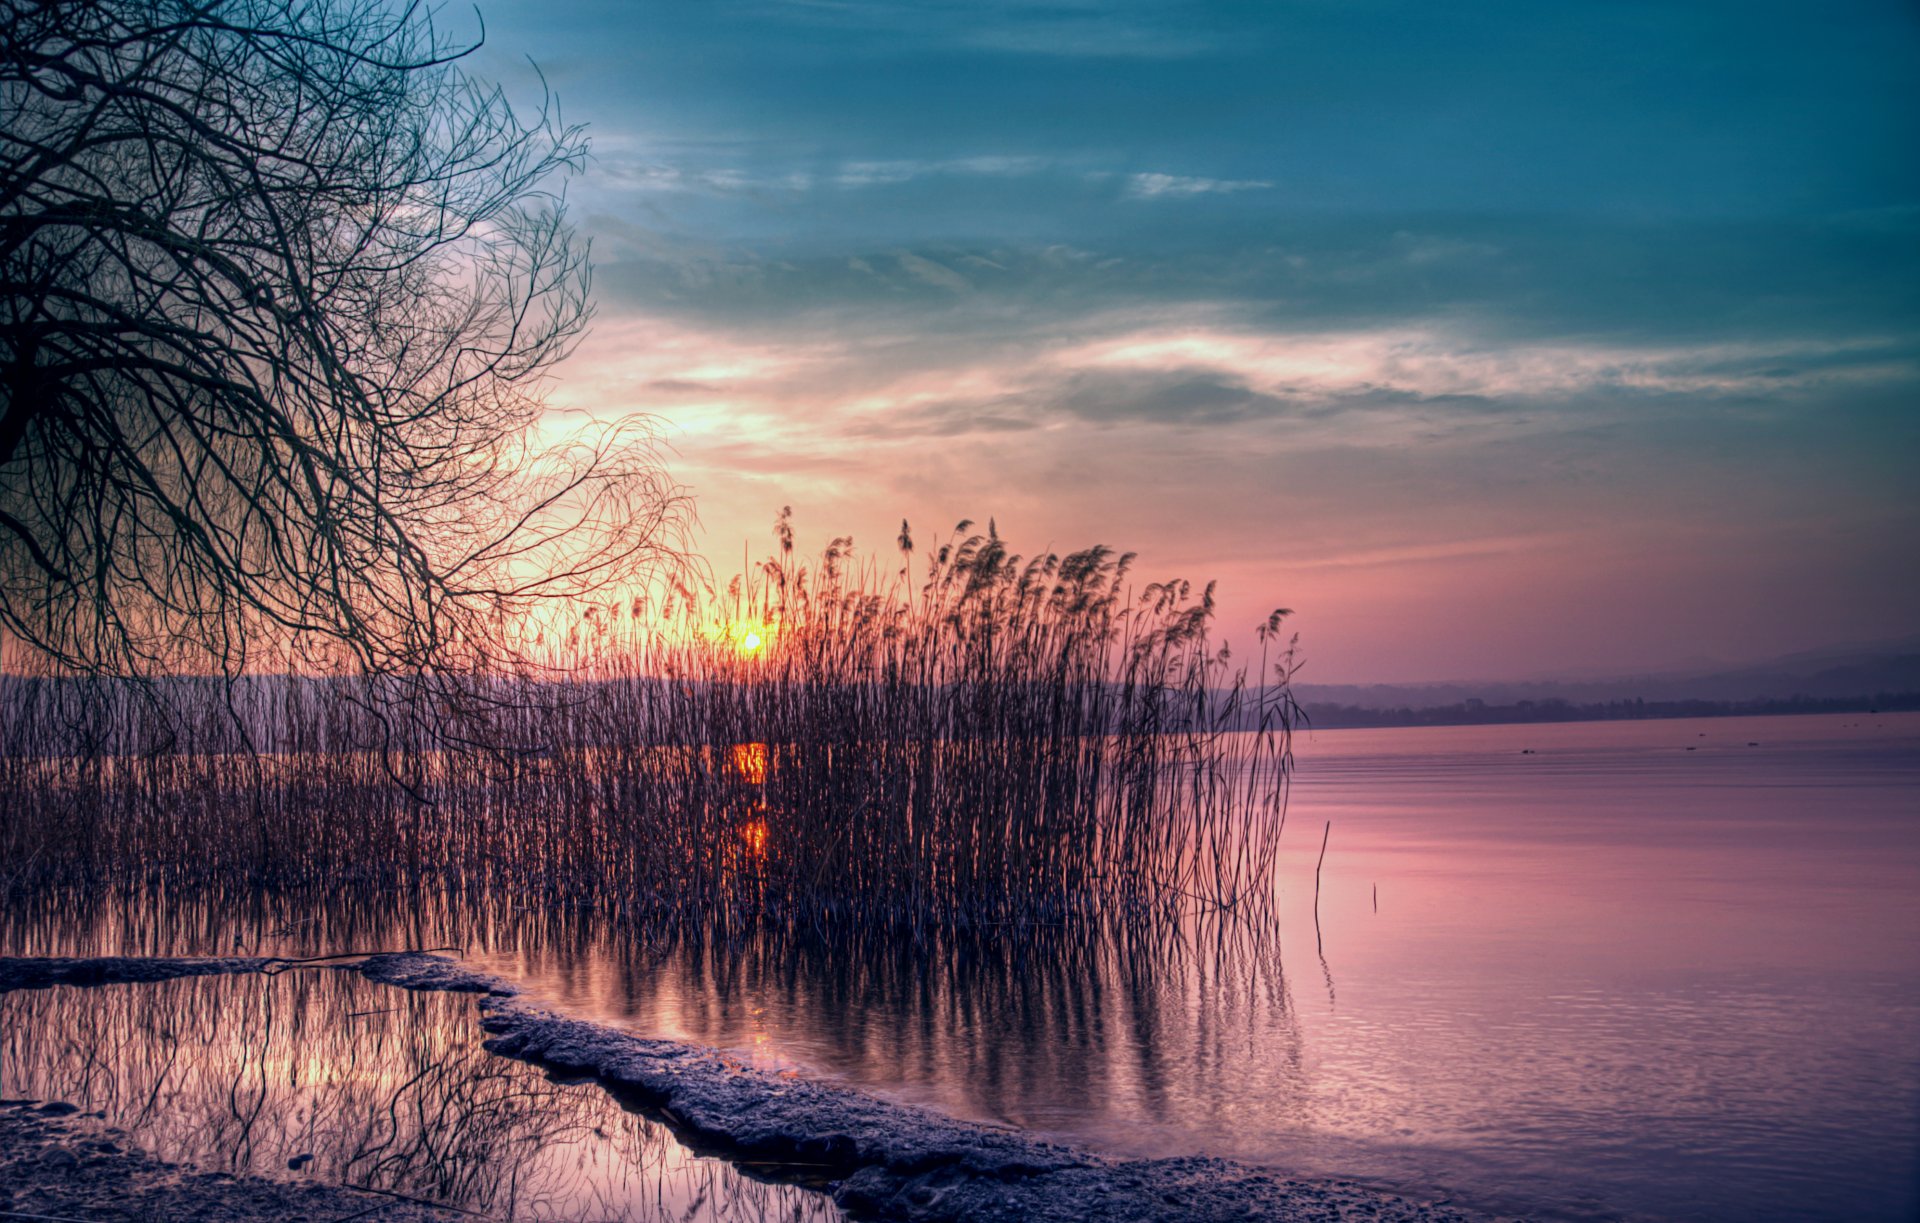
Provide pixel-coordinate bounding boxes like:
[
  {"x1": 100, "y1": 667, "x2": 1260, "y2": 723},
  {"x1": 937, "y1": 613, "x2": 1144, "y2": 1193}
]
[{"x1": 1, "y1": 522, "x2": 1299, "y2": 937}]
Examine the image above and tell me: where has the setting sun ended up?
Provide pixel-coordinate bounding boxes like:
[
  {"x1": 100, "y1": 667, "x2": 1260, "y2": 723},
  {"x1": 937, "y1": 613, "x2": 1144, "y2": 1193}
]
[
  {"x1": 725, "y1": 620, "x2": 769, "y2": 657},
  {"x1": 703, "y1": 619, "x2": 772, "y2": 657}
]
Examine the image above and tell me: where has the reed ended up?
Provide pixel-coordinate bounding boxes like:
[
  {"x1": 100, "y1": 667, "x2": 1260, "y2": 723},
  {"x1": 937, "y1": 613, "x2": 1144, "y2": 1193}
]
[{"x1": 1, "y1": 520, "x2": 1298, "y2": 936}]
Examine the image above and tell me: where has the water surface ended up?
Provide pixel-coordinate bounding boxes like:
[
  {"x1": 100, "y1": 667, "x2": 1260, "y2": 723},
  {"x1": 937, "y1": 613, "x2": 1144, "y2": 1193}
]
[
  {"x1": 9, "y1": 712, "x2": 1918, "y2": 1220},
  {"x1": 0, "y1": 971, "x2": 837, "y2": 1221}
]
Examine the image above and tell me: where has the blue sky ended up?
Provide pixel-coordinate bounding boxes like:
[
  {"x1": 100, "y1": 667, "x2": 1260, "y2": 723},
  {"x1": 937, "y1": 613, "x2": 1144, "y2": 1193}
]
[{"x1": 472, "y1": 0, "x2": 1918, "y2": 681}]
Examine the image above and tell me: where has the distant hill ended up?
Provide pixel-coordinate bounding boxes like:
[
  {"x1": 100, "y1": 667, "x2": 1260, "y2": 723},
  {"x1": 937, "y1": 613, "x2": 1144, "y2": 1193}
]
[
  {"x1": 1294, "y1": 637, "x2": 1920, "y2": 723},
  {"x1": 1296, "y1": 691, "x2": 1920, "y2": 730}
]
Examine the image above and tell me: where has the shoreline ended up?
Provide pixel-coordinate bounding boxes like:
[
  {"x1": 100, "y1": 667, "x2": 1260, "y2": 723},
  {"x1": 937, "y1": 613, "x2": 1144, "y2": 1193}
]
[
  {"x1": 1, "y1": 952, "x2": 1491, "y2": 1222},
  {"x1": 0, "y1": 1102, "x2": 451, "y2": 1222},
  {"x1": 1296, "y1": 695, "x2": 1920, "y2": 730}
]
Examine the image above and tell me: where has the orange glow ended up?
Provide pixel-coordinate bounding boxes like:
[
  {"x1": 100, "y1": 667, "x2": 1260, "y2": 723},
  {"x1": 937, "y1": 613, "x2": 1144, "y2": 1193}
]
[
  {"x1": 741, "y1": 818, "x2": 768, "y2": 855},
  {"x1": 730, "y1": 741, "x2": 768, "y2": 786},
  {"x1": 709, "y1": 619, "x2": 771, "y2": 658}
]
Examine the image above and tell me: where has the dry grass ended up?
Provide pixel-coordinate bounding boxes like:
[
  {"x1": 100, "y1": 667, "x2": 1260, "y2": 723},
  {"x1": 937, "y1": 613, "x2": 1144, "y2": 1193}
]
[{"x1": 1, "y1": 520, "x2": 1298, "y2": 936}]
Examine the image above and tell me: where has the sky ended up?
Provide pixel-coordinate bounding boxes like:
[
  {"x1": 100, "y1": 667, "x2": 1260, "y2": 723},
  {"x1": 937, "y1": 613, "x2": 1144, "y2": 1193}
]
[{"x1": 470, "y1": 0, "x2": 1917, "y2": 683}]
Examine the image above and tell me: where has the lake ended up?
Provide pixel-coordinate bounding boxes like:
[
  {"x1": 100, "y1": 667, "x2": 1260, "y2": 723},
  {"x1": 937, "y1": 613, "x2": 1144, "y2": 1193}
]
[
  {"x1": 1, "y1": 970, "x2": 837, "y2": 1221},
  {"x1": 7, "y1": 711, "x2": 1918, "y2": 1220}
]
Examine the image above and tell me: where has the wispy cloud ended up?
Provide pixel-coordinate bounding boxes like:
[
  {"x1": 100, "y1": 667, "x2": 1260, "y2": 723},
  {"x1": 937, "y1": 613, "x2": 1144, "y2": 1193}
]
[
  {"x1": 595, "y1": 158, "x2": 812, "y2": 195},
  {"x1": 893, "y1": 252, "x2": 973, "y2": 293},
  {"x1": 554, "y1": 300, "x2": 1917, "y2": 457},
  {"x1": 1124, "y1": 173, "x2": 1272, "y2": 199},
  {"x1": 758, "y1": 0, "x2": 1244, "y2": 58},
  {"x1": 1052, "y1": 325, "x2": 1915, "y2": 406},
  {"x1": 598, "y1": 153, "x2": 1281, "y2": 201},
  {"x1": 834, "y1": 155, "x2": 1053, "y2": 186}
]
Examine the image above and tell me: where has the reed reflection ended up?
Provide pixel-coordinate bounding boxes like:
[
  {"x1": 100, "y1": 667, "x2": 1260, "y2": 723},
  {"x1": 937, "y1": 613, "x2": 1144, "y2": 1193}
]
[
  {"x1": 2, "y1": 883, "x2": 1302, "y2": 1147},
  {"x1": 0, "y1": 970, "x2": 837, "y2": 1222}
]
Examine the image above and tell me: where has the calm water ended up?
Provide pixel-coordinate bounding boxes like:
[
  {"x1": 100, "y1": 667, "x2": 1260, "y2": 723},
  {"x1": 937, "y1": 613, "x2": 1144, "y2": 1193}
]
[
  {"x1": 0, "y1": 971, "x2": 837, "y2": 1221},
  {"x1": 7, "y1": 711, "x2": 1918, "y2": 1220}
]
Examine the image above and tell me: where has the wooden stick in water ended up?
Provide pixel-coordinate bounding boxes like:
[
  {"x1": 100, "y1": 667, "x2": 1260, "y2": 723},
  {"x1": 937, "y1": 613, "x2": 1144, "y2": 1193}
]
[
  {"x1": 1314, "y1": 819, "x2": 1330, "y2": 956},
  {"x1": 1314, "y1": 820, "x2": 1330, "y2": 908}
]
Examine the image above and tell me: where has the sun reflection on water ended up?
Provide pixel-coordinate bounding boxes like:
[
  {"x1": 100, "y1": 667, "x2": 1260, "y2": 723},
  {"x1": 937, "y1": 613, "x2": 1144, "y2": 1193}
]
[{"x1": 729, "y1": 742, "x2": 769, "y2": 786}]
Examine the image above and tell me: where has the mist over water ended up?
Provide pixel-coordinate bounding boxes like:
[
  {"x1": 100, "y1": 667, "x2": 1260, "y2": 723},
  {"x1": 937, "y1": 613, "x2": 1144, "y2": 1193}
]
[{"x1": 7, "y1": 712, "x2": 1917, "y2": 1221}]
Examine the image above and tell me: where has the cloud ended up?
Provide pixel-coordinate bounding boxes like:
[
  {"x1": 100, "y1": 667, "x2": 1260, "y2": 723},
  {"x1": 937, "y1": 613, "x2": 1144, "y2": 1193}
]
[
  {"x1": 596, "y1": 152, "x2": 1289, "y2": 206},
  {"x1": 754, "y1": 0, "x2": 1247, "y2": 58},
  {"x1": 551, "y1": 289, "x2": 1919, "y2": 474},
  {"x1": 1125, "y1": 173, "x2": 1273, "y2": 199},
  {"x1": 1054, "y1": 325, "x2": 1918, "y2": 406},
  {"x1": 1048, "y1": 367, "x2": 1290, "y2": 425},
  {"x1": 834, "y1": 156, "x2": 1053, "y2": 187},
  {"x1": 894, "y1": 252, "x2": 972, "y2": 293},
  {"x1": 580, "y1": 214, "x2": 1920, "y2": 379},
  {"x1": 596, "y1": 159, "x2": 775, "y2": 195}
]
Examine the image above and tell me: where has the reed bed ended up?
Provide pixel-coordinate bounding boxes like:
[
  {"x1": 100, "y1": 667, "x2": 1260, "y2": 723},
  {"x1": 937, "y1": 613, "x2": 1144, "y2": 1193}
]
[{"x1": 1, "y1": 521, "x2": 1298, "y2": 935}]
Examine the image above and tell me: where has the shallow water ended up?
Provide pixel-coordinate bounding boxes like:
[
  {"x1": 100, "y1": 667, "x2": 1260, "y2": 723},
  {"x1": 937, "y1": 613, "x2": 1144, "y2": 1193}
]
[
  {"x1": 7, "y1": 711, "x2": 1919, "y2": 1221},
  {"x1": 0, "y1": 971, "x2": 838, "y2": 1221}
]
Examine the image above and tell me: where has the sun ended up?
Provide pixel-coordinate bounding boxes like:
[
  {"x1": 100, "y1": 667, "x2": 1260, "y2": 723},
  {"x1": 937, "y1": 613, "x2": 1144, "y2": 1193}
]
[
  {"x1": 723, "y1": 621, "x2": 768, "y2": 656},
  {"x1": 707, "y1": 618, "x2": 771, "y2": 657}
]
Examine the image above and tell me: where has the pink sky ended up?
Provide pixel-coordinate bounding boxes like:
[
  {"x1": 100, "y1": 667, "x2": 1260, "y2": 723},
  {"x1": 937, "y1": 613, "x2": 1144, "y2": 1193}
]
[
  {"x1": 468, "y1": 0, "x2": 1918, "y2": 685},
  {"x1": 545, "y1": 309, "x2": 1916, "y2": 683}
]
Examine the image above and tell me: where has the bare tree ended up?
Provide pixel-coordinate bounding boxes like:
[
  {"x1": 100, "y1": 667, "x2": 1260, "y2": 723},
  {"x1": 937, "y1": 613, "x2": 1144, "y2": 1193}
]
[{"x1": 0, "y1": 0, "x2": 688, "y2": 681}]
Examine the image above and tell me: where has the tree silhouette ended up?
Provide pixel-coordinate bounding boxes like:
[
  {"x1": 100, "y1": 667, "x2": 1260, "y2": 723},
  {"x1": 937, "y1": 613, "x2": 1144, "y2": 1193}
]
[{"x1": 0, "y1": 0, "x2": 687, "y2": 679}]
